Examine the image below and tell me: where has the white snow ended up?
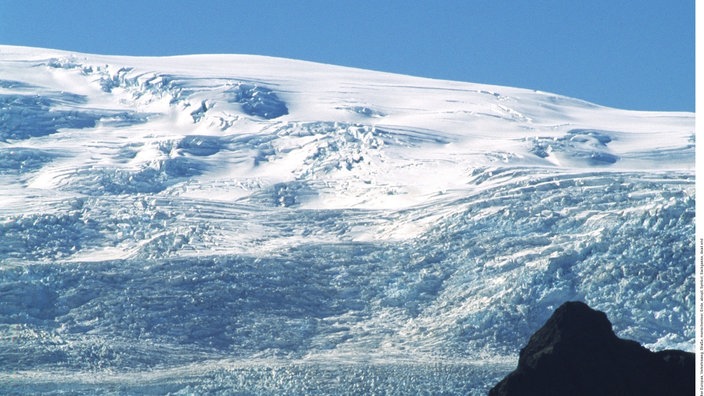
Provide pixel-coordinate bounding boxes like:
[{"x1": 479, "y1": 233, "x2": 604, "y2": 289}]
[{"x1": 0, "y1": 45, "x2": 694, "y2": 394}]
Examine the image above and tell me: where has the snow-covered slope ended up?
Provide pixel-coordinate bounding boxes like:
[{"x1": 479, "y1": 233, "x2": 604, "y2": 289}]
[{"x1": 0, "y1": 45, "x2": 694, "y2": 394}]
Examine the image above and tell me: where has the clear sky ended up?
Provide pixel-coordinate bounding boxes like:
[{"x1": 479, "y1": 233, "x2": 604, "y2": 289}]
[{"x1": 0, "y1": 0, "x2": 695, "y2": 111}]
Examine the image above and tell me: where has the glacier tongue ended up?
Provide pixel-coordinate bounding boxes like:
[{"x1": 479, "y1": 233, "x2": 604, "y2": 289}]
[{"x1": 0, "y1": 46, "x2": 694, "y2": 394}]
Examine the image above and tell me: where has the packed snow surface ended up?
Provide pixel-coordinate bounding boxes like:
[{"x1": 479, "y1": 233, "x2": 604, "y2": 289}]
[{"x1": 0, "y1": 46, "x2": 695, "y2": 394}]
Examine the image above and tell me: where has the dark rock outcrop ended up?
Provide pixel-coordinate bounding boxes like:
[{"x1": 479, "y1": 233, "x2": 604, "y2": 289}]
[{"x1": 489, "y1": 301, "x2": 694, "y2": 396}]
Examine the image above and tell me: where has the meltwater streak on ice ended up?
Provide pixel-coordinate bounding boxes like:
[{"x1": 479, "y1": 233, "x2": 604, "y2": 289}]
[{"x1": 0, "y1": 45, "x2": 695, "y2": 394}]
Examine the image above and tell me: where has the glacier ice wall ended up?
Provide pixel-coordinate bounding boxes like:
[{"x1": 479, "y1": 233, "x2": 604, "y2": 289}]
[{"x1": 0, "y1": 46, "x2": 694, "y2": 394}]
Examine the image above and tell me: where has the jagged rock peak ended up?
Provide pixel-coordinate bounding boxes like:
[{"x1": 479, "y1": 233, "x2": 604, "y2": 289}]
[{"x1": 489, "y1": 301, "x2": 694, "y2": 396}]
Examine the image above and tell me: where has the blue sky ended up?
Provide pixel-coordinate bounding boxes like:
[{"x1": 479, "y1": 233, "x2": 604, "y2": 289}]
[{"x1": 0, "y1": 0, "x2": 694, "y2": 111}]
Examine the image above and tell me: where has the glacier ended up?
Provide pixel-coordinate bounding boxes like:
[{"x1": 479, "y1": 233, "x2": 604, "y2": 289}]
[{"x1": 0, "y1": 45, "x2": 695, "y2": 394}]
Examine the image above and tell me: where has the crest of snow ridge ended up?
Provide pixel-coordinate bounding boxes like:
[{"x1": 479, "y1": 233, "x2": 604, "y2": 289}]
[{"x1": 4, "y1": 53, "x2": 679, "y2": 176}]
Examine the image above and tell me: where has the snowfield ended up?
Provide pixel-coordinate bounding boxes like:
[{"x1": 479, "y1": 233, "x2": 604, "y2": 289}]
[{"x1": 0, "y1": 45, "x2": 695, "y2": 394}]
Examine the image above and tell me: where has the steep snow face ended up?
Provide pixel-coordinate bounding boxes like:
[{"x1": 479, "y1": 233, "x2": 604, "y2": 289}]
[{"x1": 0, "y1": 46, "x2": 694, "y2": 393}]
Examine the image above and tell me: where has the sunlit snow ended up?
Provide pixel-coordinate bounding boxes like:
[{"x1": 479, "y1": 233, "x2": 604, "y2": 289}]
[{"x1": 0, "y1": 45, "x2": 694, "y2": 394}]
